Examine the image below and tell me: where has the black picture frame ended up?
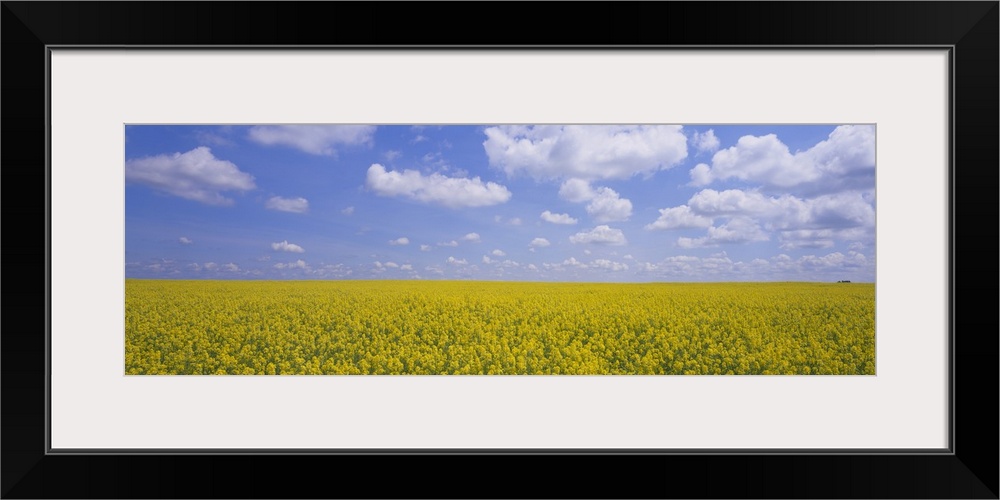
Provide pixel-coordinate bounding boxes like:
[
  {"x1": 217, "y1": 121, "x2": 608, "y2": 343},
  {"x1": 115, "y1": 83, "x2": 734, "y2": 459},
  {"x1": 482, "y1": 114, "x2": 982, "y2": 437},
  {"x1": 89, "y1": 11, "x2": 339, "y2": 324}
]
[{"x1": 3, "y1": 2, "x2": 997, "y2": 498}]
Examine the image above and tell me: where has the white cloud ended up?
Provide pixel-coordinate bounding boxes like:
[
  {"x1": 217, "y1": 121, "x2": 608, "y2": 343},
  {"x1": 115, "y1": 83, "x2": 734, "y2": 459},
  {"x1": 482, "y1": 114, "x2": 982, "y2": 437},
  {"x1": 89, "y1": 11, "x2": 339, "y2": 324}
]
[
  {"x1": 569, "y1": 225, "x2": 627, "y2": 245},
  {"x1": 446, "y1": 256, "x2": 467, "y2": 265},
  {"x1": 530, "y1": 237, "x2": 551, "y2": 248},
  {"x1": 558, "y1": 179, "x2": 595, "y2": 203},
  {"x1": 389, "y1": 237, "x2": 410, "y2": 246},
  {"x1": 645, "y1": 205, "x2": 714, "y2": 230},
  {"x1": 509, "y1": 217, "x2": 522, "y2": 226},
  {"x1": 649, "y1": 189, "x2": 874, "y2": 250},
  {"x1": 527, "y1": 264, "x2": 538, "y2": 271},
  {"x1": 179, "y1": 237, "x2": 193, "y2": 245},
  {"x1": 384, "y1": 261, "x2": 400, "y2": 268},
  {"x1": 125, "y1": 147, "x2": 256, "y2": 206},
  {"x1": 438, "y1": 240, "x2": 458, "y2": 247},
  {"x1": 366, "y1": 164, "x2": 512, "y2": 208},
  {"x1": 400, "y1": 264, "x2": 413, "y2": 271},
  {"x1": 689, "y1": 125, "x2": 875, "y2": 191},
  {"x1": 563, "y1": 257, "x2": 586, "y2": 267},
  {"x1": 677, "y1": 217, "x2": 769, "y2": 248},
  {"x1": 491, "y1": 249, "x2": 506, "y2": 257},
  {"x1": 248, "y1": 125, "x2": 375, "y2": 156},
  {"x1": 341, "y1": 206, "x2": 355, "y2": 215},
  {"x1": 420, "y1": 244, "x2": 432, "y2": 251},
  {"x1": 591, "y1": 259, "x2": 629, "y2": 271},
  {"x1": 265, "y1": 196, "x2": 309, "y2": 213},
  {"x1": 691, "y1": 129, "x2": 720, "y2": 153},
  {"x1": 482, "y1": 255, "x2": 493, "y2": 264},
  {"x1": 383, "y1": 150, "x2": 402, "y2": 161},
  {"x1": 778, "y1": 235, "x2": 836, "y2": 250},
  {"x1": 585, "y1": 187, "x2": 632, "y2": 222},
  {"x1": 559, "y1": 180, "x2": 631, "y2": 222},
  {"x1": 203, "y1": 262, "x2": 218, "y2": 271},
  {"x1": 686, "y1": 188, "x2": 874, "y2": 233},
  {"x1": 632, "y1": 250, "x2": 872, "y2": 281},
  {"x1": 222, "y1": 263, "x2": 240, "y2": 272},
  {"x1": 271, "y1": 240, "x2": 305, "y2": 253},
  {"x1": 540, "y1": 210, "x2": 578, "y2": 225},
  {"x1": 483, "y1": 125, "x2": 688, "y2": 181},
  {"x1": 274, "y1": 259, "x2": 308, "y2": 270},
  {"x1": 778, "y1": 227, "x2": 872, "y2": 250},
  {"x1": 461, "y1": 232, "x2": 481, "y2": 243},
  {"x1": 798, "y1": 251, "x2": 868, "y2": 269},
  {"x1": 583, "y1": 249, "x2": 592, "y2": 255}
]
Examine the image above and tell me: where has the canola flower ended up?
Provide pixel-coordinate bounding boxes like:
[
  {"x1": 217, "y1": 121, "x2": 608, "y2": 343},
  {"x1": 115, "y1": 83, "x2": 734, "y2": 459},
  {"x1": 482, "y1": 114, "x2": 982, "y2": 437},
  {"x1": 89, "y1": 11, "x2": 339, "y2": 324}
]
[{"x1": 125, "y1": 280, "x2": 875, "y2": 375}]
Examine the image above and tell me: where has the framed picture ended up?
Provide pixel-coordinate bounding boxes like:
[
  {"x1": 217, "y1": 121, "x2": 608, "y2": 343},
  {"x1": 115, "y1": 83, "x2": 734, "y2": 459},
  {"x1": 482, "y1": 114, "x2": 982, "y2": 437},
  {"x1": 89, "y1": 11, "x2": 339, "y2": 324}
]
[{"x1": 4, "y1": 2, "x2": 996, "y2": 498}]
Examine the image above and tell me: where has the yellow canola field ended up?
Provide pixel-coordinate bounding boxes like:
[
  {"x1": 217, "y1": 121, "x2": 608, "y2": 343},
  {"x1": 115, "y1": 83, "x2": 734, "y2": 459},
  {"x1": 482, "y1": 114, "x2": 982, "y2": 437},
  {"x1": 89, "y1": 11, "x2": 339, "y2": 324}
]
[{"x1": 125, "y1": 280, "x2": 875, "y2": 375}]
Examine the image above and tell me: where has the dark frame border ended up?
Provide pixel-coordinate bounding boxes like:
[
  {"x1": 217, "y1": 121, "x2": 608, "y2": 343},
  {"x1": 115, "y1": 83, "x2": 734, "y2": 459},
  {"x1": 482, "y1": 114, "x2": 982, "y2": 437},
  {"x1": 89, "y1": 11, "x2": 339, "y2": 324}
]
[{"x1": 3, "y1": 2, "x2": 996, "y2": 498}]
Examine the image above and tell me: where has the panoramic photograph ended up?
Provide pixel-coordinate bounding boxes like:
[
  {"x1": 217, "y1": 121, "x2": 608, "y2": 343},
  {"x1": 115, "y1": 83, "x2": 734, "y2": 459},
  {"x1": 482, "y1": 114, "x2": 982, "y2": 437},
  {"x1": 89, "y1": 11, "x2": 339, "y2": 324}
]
[{"x1": 124, "y1": 124, "x2": 875, "y2": 375}]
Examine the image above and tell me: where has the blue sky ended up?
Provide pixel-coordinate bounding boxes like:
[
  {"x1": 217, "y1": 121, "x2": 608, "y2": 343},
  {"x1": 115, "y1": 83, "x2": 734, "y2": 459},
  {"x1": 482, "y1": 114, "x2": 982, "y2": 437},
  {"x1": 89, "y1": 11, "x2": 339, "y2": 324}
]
[{"x1": 125, "y1": 124, "x2": 875, "y2": 282}]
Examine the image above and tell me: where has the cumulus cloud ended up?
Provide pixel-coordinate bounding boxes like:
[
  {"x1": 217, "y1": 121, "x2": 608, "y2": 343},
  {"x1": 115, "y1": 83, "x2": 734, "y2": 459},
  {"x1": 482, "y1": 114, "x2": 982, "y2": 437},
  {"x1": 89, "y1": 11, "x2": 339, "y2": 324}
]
[
  {"x1": 631, "y1": 250, "x2": 872, "y2": 281},
  {"x1": 420, "y1": 244, "x2": 432, "y2": 251},
  {"x1": 648, "y1": 188, "x2": 874, "y2": 249},
  {"x1": 491, "y1": 249, "x2": 506, "y2": 257},
  {"x1": 222, "y1": 263, "x2": 240, "y2": 272},
  {"x1": 558, "y1": 180, "x2": 631, "y2": 222},
  {"x1": 461, "y1": 233, "x2": 481, "y2": 243},
  {"x1": 366, "y1": 164, "x2": 511, "y2": 208},
  {"x1": 778, "y1": 227, "x2": 872, "y2": 250},
  {"x1": 438, "y1": 240, "x2": 458, "y2": 247},
  {"x1": 483, "y1": 125, "x2": 688, "y2": 181},
  {"x1": 446, "y1": 256, "x2": 468, "y2": 265},
  {"x1": 203, "y1": 262, "x2": 218, "y2": 271},
  {"x1": 645, "y1": 205, "x2": 714, "y2": 230},
  {"x1": 558, "y1": 179, "x2": 595, "y2": 203},
  {"x1": 125, "y1": 147, "x2": 256, "y2": 206},
  {"x1": 248, "y1": 125, "x2": 375, "y2": 156},
  {"x1": 591, "y1": 259, "x2": 629, "y2": 271},
  {"x1": 540, "y1": 210, "x2": 578, "y2": 225},
  {"x1": 482, "y1": 255, "x2": 494, "y2": 264},
  {"x1": 179, "y1": 237, "x2": 193, "y2": 245},
  {"x1": 265, "y1": 196, "x2": 309, "y2": 213},
  {"x1": 569, "y1": 225, "x2": 627, "y2": 246},
  {"x1": 691, "y1": 129, "x2": 720, "y2": 153},
  {"x1": 389, "y1": 237, "x2": 410, "y2": 246},
  {"x1": 400, "y1": 264, "x2": 413, "y2": 271},
  {"x1": 383, "y1": 150, "x2": 402, "y2": 161},
  {"x1": 509, "y1": 217, "x2": 522, "y2": 226},
  {"x1": 585, "y1": 187, "x2": 632, "y2": 222},
  {"x1": 274, "y1": 259, "x2": 308, "y2": 270},
  {"x1": 530, "y1": 237, "x2": 551, "y2": 248},
  {"x1": 272, "y1": 240, "x2": 305, "y2": 253},
  {"x1": 341, "y1": 206, "x2": 355, "y2": 215},
  {"x1": 384, "y1": 261, "x2": 400, "y2": 268},
  {"x1": 688, "y1": 189, "x2": 872, "y2": 243},
  {"x1": 689, "y1": 125, "x2": 875, "y2": 191},
  {"x1": 676, "y1": 217, "x2": 769, "y2": 248}
]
